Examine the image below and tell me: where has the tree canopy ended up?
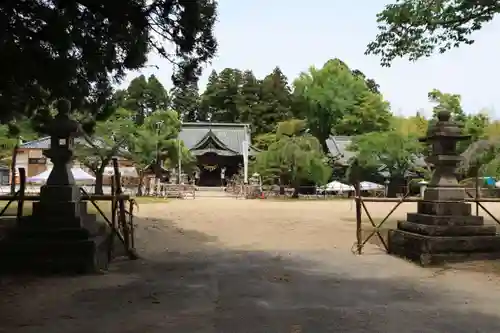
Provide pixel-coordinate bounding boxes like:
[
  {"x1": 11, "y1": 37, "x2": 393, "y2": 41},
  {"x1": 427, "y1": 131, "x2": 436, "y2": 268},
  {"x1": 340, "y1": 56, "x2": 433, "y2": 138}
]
[
  {"x1": 0, "y1": 0, "x2": 217, "y2": 122},
  {"x1": 366, "y1": 0, "x2": 500, "y2": 65},
  {"x1": 253, "y1": 119, "x2": 331, "y2": 196},
  {"x1": 293, "y1": 59, "x2": 392, "y2": 153}
]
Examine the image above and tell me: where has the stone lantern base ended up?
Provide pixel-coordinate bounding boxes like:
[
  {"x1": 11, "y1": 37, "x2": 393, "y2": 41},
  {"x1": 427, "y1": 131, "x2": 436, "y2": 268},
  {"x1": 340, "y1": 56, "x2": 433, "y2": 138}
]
[
  {"x1": 0, "y1": 187, "x2": 112, "y2": 274},
  {"x1": 388, "y1": 200, "x2": 500, "y2": 266}
]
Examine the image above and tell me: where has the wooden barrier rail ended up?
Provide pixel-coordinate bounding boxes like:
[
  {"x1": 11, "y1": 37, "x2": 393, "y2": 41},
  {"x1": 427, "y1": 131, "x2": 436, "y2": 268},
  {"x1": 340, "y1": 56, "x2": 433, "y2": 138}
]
[{"x1": 354, "y1": 195, "x2": 500, "y2": 255}]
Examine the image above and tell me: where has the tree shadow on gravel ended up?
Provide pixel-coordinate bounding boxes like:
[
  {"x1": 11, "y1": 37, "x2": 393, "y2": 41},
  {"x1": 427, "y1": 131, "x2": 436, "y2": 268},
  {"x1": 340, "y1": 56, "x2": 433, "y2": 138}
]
[{"x1": 1, "y1": 217, "x2": 500, "y2": 333}]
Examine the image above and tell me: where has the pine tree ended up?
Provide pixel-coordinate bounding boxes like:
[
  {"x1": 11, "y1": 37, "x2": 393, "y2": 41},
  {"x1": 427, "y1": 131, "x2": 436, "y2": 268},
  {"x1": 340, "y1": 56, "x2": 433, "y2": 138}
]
[
  {"x1": 145, "y1": 75, "x2": 170, "y2": 114},
  {"x1": 0, "y1": 0, "x2": 217, "y2": 123},
  {"x1": 237, "y1": 70, "x2": 261, "y2": 128},
  {"x1": 171, "y1": 83, "x2": 201, "y2": 122},
  {"x1": 118, "y1": 74, "x2": 170, "y2": 125},
  {"x1": 257, "y1": 67, "x2": 292, "y2": 134},
  {"x1": 209, "y1": 68, "x2": 243, "y2": 122},
  {"x1": 199, "y1": 70, "x2": 219, "y2": 121},
  {"x1": 125, "y1": 75, "x2": 149, "y2": 124}
]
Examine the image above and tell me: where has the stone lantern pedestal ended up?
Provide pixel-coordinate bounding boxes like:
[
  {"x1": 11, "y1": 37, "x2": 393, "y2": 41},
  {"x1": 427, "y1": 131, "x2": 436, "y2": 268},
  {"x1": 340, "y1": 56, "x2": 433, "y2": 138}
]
[
  {"x1": 0, "y1": 100, "x2": 110, "y2": 274},
  {"x1": 388, "y1": 111, "x2": 500, "y2": 265}
]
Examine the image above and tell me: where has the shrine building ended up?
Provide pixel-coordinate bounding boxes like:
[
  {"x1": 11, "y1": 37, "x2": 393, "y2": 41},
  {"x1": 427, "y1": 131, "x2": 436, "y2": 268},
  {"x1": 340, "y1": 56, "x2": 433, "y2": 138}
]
[{"x1": 178, "y1": 122, "x2": 259, "y2": 186}]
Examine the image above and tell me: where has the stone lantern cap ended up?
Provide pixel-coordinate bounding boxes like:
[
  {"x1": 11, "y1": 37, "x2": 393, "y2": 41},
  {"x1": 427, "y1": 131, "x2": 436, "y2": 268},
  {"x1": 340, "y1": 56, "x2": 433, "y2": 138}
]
[
  {"x1": 419, "y1": 110, "x2": 470, "y2": 143},
  {"x1": 46, "y1": 99, "x2": 79, "y2": 139}
]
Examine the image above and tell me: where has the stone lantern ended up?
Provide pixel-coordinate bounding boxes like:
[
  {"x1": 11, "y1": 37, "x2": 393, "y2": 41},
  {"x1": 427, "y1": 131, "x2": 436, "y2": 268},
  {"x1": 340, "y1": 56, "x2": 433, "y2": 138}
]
[
  {"x1": 0, "y1": 100, "x2": 110, "y2": 273},
  {"x1": 388, "y1": 110, "x2": 500, "y2": 265}
]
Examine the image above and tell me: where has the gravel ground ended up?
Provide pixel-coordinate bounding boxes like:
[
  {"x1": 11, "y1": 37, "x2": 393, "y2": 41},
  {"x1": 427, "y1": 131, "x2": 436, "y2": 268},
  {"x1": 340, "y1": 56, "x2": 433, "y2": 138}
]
[{"x1": 1, "y1": 198, "x2": 500, "y2": 332}]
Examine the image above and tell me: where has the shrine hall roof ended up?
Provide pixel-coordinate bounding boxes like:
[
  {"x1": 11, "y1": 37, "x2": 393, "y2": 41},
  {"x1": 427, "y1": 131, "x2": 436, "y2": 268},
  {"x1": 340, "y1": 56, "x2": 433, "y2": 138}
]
[{"x1": 178, "y1": 122, "x2": 254, "y2": 155}]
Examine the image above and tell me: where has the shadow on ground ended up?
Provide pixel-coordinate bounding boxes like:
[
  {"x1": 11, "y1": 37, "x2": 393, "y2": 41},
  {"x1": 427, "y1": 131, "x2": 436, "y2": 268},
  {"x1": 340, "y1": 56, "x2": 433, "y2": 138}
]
[{"x1": 1, "y1": 217, "x2": 500, "y2": 333}]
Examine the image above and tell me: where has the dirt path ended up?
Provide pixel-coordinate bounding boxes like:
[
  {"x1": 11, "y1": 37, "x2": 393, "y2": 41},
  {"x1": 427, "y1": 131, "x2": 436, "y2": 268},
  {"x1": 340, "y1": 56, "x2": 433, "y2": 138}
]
[{"x1": 2, "y1": 198, "x2": 500, "y2": 332}]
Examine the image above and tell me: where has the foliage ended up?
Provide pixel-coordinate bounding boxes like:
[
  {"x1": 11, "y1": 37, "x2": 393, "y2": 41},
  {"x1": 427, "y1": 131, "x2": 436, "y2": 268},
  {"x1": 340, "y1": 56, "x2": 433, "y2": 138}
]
[
  {"x1": 392, "y1": 111, "x2": 428, "y2": 136},
  {"x1": 116, "y1": 75, "x2": 170, "y2": 125},
  {"x1": 253, "y1": 133, "x2": 277, "y2": 151},
  {"x1": 126, "y1": 109, "x2": 182, "y2": 170},
  {"x1": 366, "y1": 0, "x2": 500, "y2": 66},
  {"x1": 171, "y1": 82, "x2": 201, "y2": 122},
  {"x1": 0, "y1": 0, "x2": 217, "y2": 123},
  {"x1": 253, "y1": 120, "x2": 331, "y2": 196},
  {"x1": 199, "y1": 67, "x2": 293, "y2": 135},
  {"x1": 202, "y1": 68, "x2": 243, "y2": 122},
  {"x1": 348, "y1": 131, "x2": 424, "y2": 180},
  {"x1": 428, "y1": 89, "x2": 466, "y2": 125},
  {"x1": 293, "y1": 59, "x2": 392, "y2": 153},
  {"x1": 255, "y1": 67, "x2": 293, "y2": 134},
  {"x1": 74, "y1": 108, "x2": 135, "y2": 193}
]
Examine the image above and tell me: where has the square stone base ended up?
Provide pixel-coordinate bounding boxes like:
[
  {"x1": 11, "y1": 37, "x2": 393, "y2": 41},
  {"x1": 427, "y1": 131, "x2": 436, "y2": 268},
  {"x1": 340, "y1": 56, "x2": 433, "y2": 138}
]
[
  {"x1": 0, "y1": 228, "x2": 111, "y2": 274},
  {"x1": 388, "y1": 229, "x2": 500, "y2": 266}
]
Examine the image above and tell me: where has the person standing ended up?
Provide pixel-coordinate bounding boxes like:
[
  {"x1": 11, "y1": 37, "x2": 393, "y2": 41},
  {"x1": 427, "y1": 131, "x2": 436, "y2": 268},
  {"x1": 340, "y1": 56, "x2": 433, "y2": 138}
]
[
  {"x1": 220, "y1": 167, "x2": 226, "y2": 187},
  {"x1": 194, "y1": 170, "x2": 199, "y2": 186}
]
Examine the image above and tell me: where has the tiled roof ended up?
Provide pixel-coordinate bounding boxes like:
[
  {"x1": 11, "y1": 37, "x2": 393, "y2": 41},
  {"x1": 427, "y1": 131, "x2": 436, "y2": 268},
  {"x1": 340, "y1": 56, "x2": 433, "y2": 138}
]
[
  {"x1": 326, "y1": 136, "x2": 356, "y2": 165},
  {"x1": 19, "y1": 137, "x2": 51, "y2": 149},
  {"x1": 20, "y1": 122, "x2": 253, "y2": 157},
  {"x1": 327, "y1": 135, "x2": 427, "y2": 172},
  {"x1": 179, "y1": 122, "x2": 251, "y2": 155},
  {"x1": 19, "y1": 136, "x2": 128, "y2": 153}
]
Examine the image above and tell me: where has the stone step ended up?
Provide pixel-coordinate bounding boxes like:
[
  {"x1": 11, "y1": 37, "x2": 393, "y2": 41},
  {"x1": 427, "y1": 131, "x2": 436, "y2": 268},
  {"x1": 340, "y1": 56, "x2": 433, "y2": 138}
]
[
  {"x1": 407, "y1": 213, "x2": 484, "y2": 226},
  {"x1": 388, "y1": 229, "x2": 500, "y2": 256},
  {"x1": 32, "y1": 201, "x2": 89, "y2": 220},
  {"x1": 0, "y1": 234, "x2": 110, "y2": 274},
  {"x1": 418, "y1": 201, "x2": 471, "y2": 216},
  {"x1": 397, "y1": 220, "x2": 495, "y2": 236},
  {"x1": 8, "y1": 227, "x2": 91, "y2": 239},
  {"x1": 196, "y1": 186, "x2": 226, "y2": 192}
]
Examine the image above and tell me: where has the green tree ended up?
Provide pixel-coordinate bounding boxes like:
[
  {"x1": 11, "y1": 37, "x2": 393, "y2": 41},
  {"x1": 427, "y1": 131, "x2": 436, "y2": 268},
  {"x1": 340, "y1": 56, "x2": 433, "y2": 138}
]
[
  {"x1": 293, "y1": 59, "x2": 392, "y2": 153},
  {"x1": 392, "y1": 111, "x2": 428, "y2": 137},
  {"x1": 1, "y1": 0, "x2": 217, "y2": 123},
  {"x1": 207, "y1": 68, "x2": 243, "y2": 122},
  {"x1": 256, "y1": 67, "x2": 293, "y2": 134},
  {"x1": 348, "y1": 131, "x2": 424, "y2": 197},
  {"x1": 253, "y1": 133, "x2": 277, "y2": 151},
  {"x1": 253, "y1": 119, "x2": 331, "y2": 198},
  {"x1": 75, "y1": 108, "x2": 136, "y2": 194},
  {"x1": 125, "y1": 109, "x2": 182, "y2": 193},
  {"x1": 428, "y1": 89, "x2": 466, "y2": 125},
  {"x1": 171, "y1": 82, "x2": 201, "y2": 122},
  {"x1": 237, "y1": 70, "x2": 262, "y2": 131},
  {"x1": 351, "y1": 69, "x2": 381, "y2": 95},
  {"x1": 366, "y1": 0, "x2": 498, "y2": 65},
  {"x1": 199, "y1": 70, "x2": 219, "y2": 121},
  {"x1": 120, "y1": 75, "x2": 170, "y2": 124}
]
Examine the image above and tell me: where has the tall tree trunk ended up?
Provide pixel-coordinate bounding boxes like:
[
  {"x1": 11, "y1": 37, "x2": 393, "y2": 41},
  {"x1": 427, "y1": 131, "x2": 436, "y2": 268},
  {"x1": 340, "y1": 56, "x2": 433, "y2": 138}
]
[
  {"x1": 94, "y1": 169, "x2": 104, "y2": 194},
  {"x1": 387, "y1": 179, "x2": 399, "y2": 198},
  {"x1": 137, "y1": 171, "x2": 144, "y2": 196},
  {"x1": 10, "y1": 143, "x2": 18, "y2": 194},
  {"x1": 154, "y1": 162, "x2": 162, "y2": 180}
]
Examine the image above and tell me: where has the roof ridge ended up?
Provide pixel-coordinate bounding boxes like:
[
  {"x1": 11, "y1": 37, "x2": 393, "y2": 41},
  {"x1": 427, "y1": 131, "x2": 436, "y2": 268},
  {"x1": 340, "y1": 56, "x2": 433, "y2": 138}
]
[{"x1": 182, "y1": 122, "x2": 250, "y2": 127}]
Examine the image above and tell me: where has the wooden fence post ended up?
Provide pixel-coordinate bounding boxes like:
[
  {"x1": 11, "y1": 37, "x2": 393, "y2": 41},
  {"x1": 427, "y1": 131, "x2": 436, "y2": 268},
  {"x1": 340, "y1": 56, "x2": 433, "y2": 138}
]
[{"x1": 16, "y1": 168, "x2": 26, "y2": 221}]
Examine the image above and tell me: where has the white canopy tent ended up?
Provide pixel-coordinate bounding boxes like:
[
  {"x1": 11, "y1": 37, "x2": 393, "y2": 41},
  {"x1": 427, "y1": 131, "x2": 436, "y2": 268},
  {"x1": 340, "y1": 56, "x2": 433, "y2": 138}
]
[
  {"x1": 359, "y1": 181, "x2": 384, "y2": 191},
  {"x1": 27, "y1": 167, "x2": 96, "y2": 184},
  {"x1": 324, "y1": 181, "x2": 355, "y2": 193},
  {"x1": 103, "y1": 166, "x2": 138, "y2": 178}
]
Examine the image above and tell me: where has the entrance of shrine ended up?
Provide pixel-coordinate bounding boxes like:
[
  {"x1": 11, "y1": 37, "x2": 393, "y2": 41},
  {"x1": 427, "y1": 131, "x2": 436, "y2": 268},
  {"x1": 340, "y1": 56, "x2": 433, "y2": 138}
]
[{"x1": 197, "y1": 153, "x2": 241, "y2": 187}]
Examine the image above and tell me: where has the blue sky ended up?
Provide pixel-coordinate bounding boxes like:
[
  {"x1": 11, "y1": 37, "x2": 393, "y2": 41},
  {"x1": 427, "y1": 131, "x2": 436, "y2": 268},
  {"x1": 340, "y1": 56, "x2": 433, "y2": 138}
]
[{"x1": 121, "y1": 0, "x2": 500, "y2": 118}]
